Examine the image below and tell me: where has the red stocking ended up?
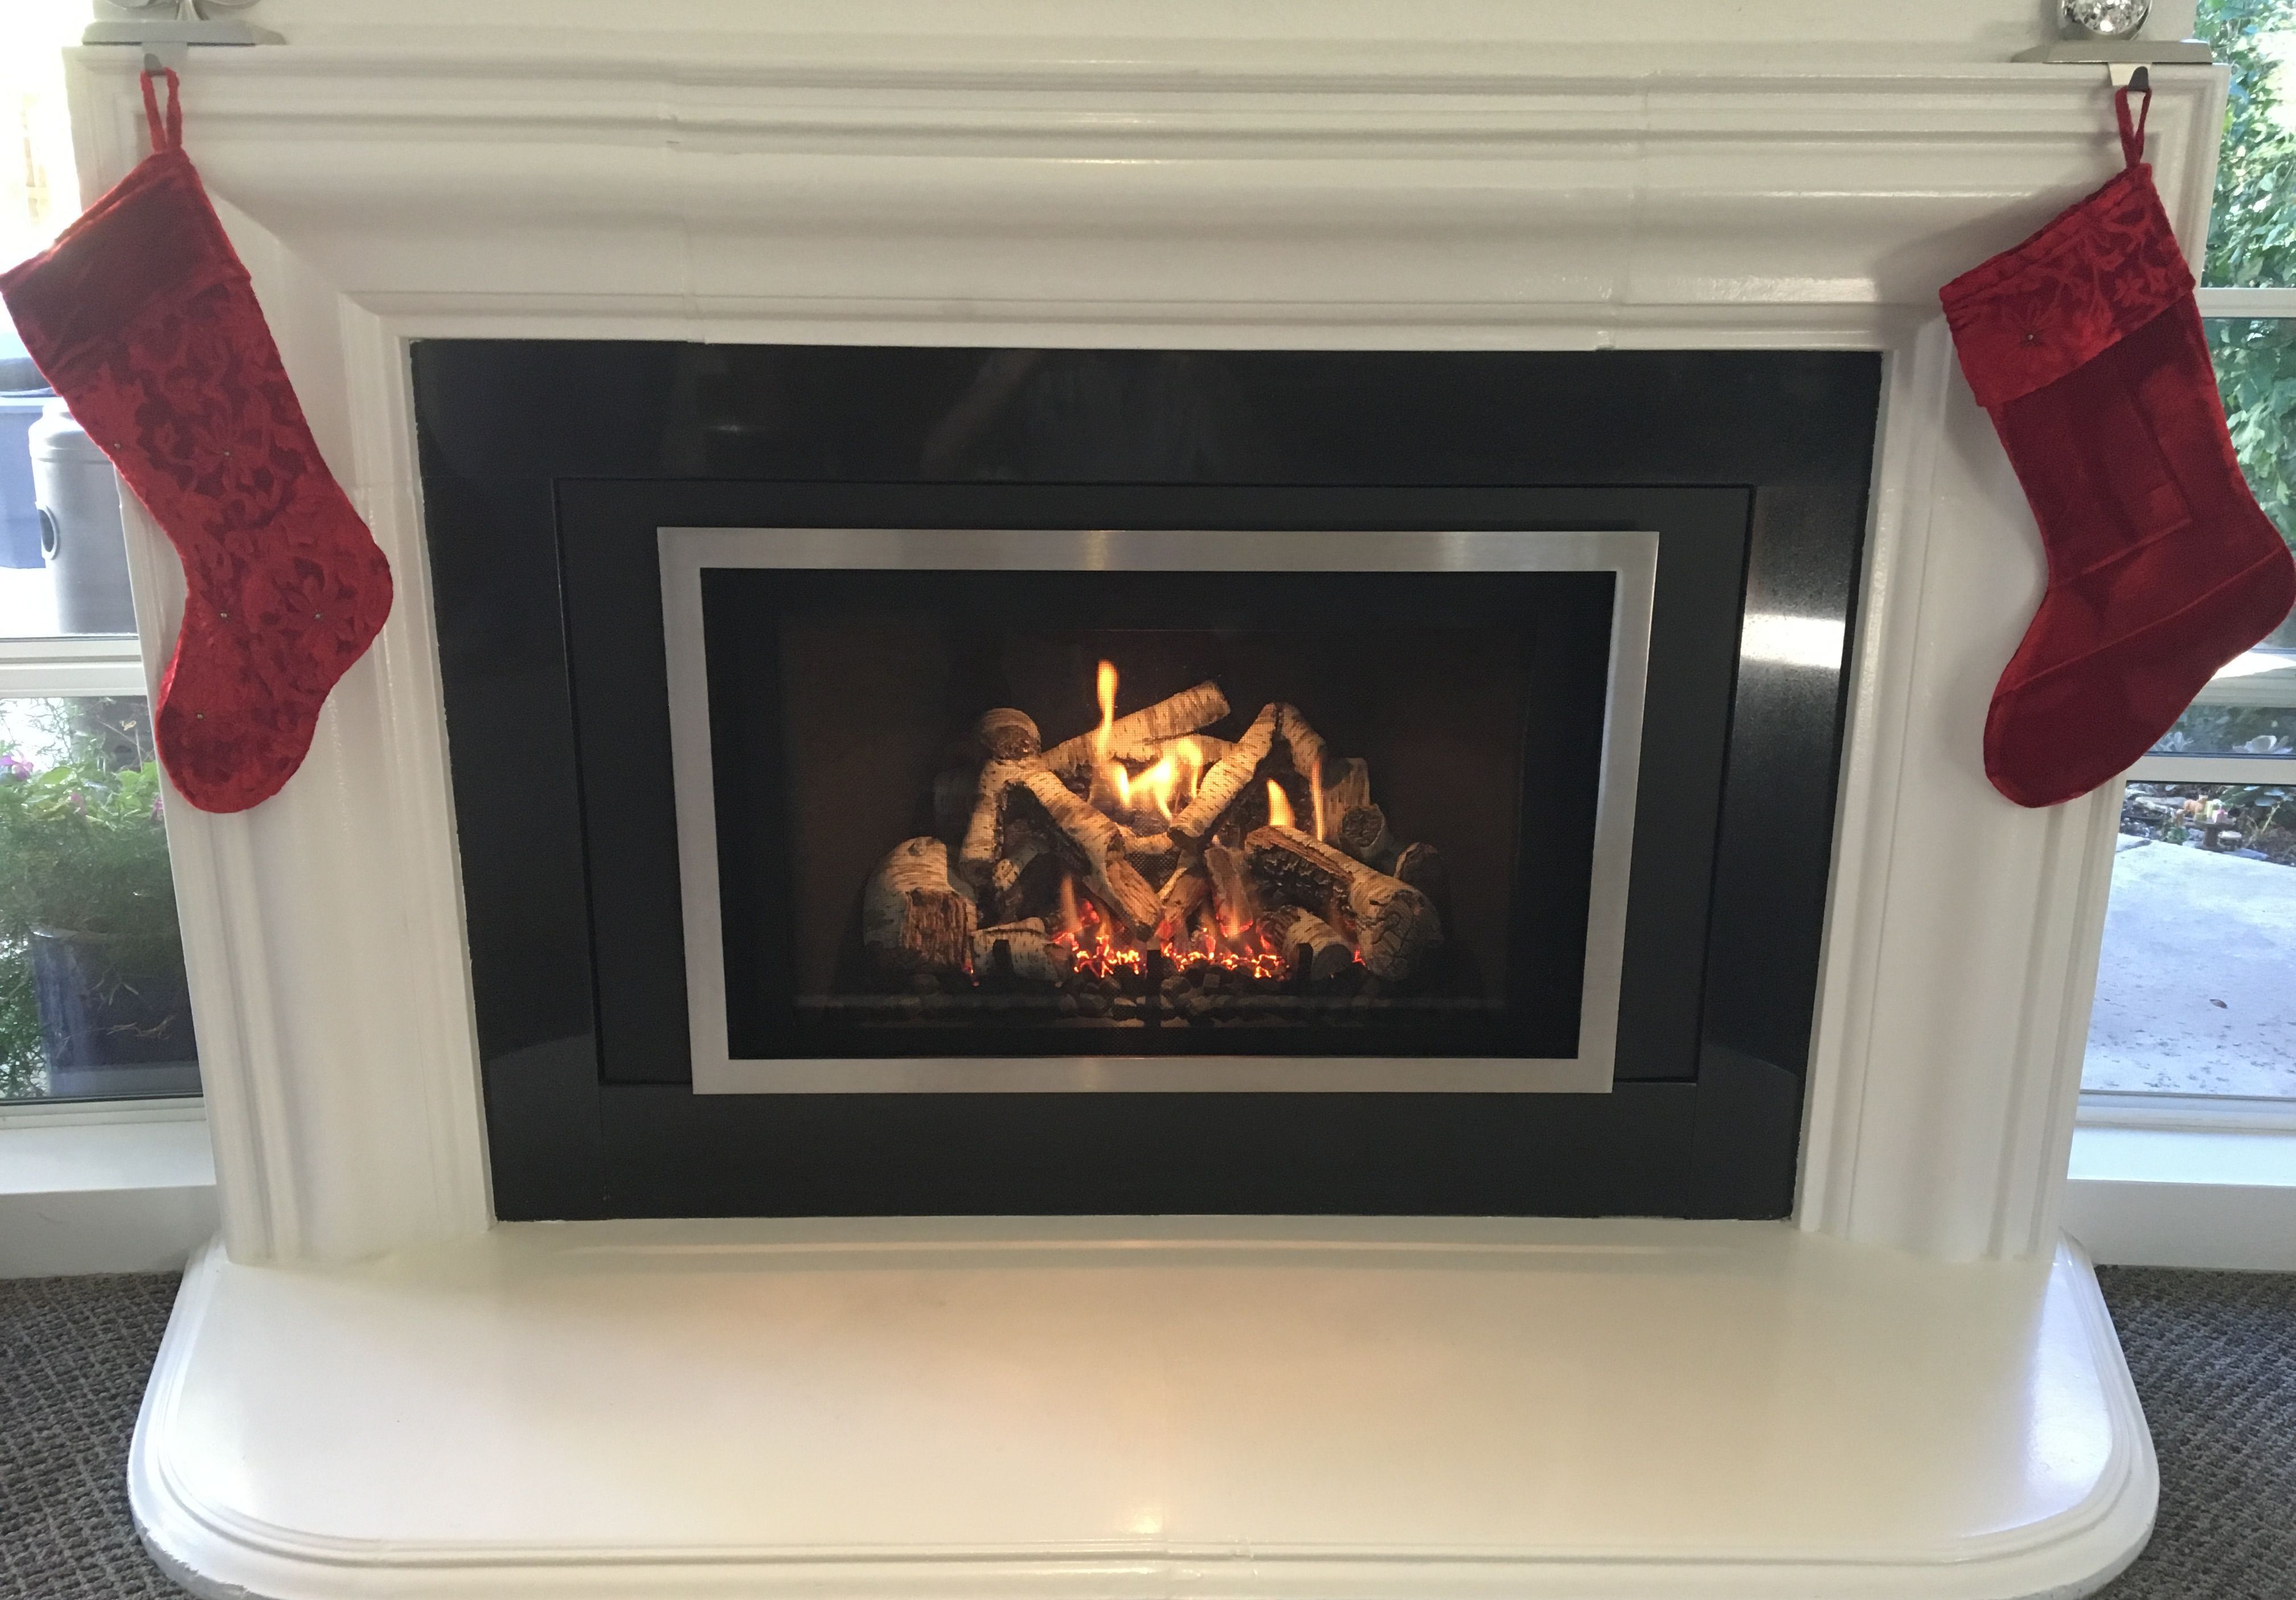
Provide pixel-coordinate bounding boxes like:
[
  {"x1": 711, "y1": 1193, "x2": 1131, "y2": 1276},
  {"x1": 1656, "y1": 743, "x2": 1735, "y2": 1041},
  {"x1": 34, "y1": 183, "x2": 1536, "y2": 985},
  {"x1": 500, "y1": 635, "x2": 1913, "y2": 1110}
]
[
  {"x1": 0, "y1": 70, "x2": 392, "y2": 814},
  {"x1": 1942, "y1": 79, "x2": 2296, "y2": 808}
]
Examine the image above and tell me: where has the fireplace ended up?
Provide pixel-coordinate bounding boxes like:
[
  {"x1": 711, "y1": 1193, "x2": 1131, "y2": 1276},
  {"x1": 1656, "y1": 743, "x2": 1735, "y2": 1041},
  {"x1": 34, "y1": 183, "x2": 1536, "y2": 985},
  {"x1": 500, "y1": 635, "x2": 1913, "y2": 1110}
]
[
  {"x1": 419, "y1": 341, "x2": 1873, "y2": 1217},
  {"x1": 100, "y1": 30, "x2": 2197, "y2": 1598}
]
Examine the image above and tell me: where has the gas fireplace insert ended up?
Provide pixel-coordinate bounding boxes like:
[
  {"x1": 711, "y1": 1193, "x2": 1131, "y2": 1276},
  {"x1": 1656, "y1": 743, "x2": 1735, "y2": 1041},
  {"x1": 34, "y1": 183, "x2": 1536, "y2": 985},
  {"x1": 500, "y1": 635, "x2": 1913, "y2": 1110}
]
[
  {"x1": 665, "y1": 527, "x2": 1653, "y2": 1094},
  {"x1": 417, "y1": 343, "x2": 1875, "y2": 1220}
]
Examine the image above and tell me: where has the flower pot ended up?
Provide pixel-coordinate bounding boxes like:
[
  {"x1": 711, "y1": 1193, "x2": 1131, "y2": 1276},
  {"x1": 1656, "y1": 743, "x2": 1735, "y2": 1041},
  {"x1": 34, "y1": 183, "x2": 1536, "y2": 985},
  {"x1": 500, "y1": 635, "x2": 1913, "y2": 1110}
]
[{"x1": 28, "y1": 927, "x2": 199, "y2": 1099}]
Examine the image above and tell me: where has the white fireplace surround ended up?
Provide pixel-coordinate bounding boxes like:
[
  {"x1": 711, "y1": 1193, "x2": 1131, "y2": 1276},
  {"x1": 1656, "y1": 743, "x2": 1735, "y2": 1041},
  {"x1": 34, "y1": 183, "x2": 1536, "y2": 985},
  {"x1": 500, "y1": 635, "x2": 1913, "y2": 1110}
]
[
  {"x1": 80, "y1": 34, "x2": 2220, "y2": 1269},
  {"x1": 72, "y1": 17, "x2": 2227, "y2": 1596}
]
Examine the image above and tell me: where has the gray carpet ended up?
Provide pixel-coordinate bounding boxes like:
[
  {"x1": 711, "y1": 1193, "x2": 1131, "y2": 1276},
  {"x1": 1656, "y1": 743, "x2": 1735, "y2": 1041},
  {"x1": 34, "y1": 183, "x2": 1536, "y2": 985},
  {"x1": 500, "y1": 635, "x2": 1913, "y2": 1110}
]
[
  {"x1": 0, "y1": 1274, "x2": 179, "y2": 1600},
  {"x1": 0, "y1": 1266, "x2": 2288, "y2": 1598},
  {"x1": 2094, "y1": 1267, "x2": 2296, "y2": 1598}
]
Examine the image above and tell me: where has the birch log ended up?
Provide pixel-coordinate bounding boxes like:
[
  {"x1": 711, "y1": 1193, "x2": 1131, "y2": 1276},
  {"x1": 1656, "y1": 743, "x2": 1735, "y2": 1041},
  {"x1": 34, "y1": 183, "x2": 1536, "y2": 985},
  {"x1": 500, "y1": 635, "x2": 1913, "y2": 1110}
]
[
  {"x1": 1168, "y1": 703, "x2": 1278, "y2": 843},
  {"x1": 975, "y1": 707, "x2": 1042, "y2": 761},
  {"x1": 1335, "y1": 804, "x2": 1400, "y2": 874},
  {"x1": 971, "y1": 918, "x2": 1074, "y2": 984},
  {"x1": 1202, "y1": 842, "x2": 1258, "y2": 937},
  {"x1": 957, "y1": 756, "x2": 1040, "y2": 890},
  {"x1": 1016, "y1": 768, "x2": 1162, "y2": 935},
  {"x1": 1041, "y1": 681, "x2": 1230, "y2": 777},
  {"x1": 863, "y1": 837, "x2": 977, "y2": 977},
  {"x1": 1157, "y1": 864, "x2": 1212, "y2": 940},
  {"x1": 1244, "y1": 824, "x2": 1442, "y2": 981},
  {"x1": 1273, "y1": 703, "x2": 1329, "y2": 782},
  {"x1": 1260, "y1": 905, "x2": 1354, "y2": 982},
  {"x1": 1393, "y1": 841, "x2": 1450, "y2": 917},
  {"x1": 1322, "y1": 758, "x2": 1371, "y2": 816},
  {"x1": 990, "y1": 824, "x2": 1061, "y2": 924}
]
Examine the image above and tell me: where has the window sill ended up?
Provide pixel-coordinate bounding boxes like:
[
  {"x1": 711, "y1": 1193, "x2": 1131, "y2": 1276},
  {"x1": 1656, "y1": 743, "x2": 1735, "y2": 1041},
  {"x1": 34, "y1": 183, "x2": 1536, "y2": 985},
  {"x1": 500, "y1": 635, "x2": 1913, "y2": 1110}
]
[
  {"x1": 0, "y1": 1099, "x2": 217, "y2": 1278},
  {"x1": 2064, "y1": 1116, "x2": 2296, "y2": 1272}
]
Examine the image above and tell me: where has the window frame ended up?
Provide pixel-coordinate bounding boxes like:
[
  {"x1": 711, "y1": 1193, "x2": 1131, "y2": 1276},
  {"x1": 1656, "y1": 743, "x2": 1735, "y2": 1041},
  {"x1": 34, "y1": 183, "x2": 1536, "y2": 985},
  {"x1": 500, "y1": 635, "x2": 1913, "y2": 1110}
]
[
  {"x1": 2067, "y1": 281, "x2": 2296, "y2": 1267},
  {"x1": 2079, "y1": 638, "x2": 2296, "y2": 1128}
]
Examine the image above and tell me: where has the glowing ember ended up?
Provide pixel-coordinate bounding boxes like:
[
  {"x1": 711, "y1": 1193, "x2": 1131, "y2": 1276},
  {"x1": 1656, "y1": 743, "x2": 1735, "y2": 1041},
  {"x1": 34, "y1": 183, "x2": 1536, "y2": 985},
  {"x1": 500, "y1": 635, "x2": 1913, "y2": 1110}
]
[{"x1": 1048, "y1": 871, "x2": 1289, "y2": 983}]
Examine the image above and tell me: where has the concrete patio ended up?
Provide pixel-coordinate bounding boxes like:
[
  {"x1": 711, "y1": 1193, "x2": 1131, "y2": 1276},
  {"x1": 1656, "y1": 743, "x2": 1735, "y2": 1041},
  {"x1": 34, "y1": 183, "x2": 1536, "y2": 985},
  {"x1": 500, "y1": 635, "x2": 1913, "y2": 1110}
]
[{"x1": 2084, "y1": 840, "x2": 2296, "y2": 1098}]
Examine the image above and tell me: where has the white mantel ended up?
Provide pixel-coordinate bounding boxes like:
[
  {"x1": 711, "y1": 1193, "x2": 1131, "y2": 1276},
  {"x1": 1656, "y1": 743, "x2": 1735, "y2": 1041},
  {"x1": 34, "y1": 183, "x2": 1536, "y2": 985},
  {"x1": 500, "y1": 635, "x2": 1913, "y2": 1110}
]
[
  {"x1": 73, "y1": 12, "x2": 2216, "y2": 1597},
  {"x1": 201, "y1": 0, "x2": 2209, "y2": 64},
  {"x1": 75, "y1": 26, "x2": 2220, "y2": 1267}
]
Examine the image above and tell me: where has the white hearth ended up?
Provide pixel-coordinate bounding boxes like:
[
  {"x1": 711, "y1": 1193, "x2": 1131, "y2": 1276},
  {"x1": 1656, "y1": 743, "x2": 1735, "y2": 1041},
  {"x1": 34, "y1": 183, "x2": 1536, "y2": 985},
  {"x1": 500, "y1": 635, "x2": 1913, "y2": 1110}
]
[{"x1": 80, "y1": 6, "x2": 2216, "y2": 1594}]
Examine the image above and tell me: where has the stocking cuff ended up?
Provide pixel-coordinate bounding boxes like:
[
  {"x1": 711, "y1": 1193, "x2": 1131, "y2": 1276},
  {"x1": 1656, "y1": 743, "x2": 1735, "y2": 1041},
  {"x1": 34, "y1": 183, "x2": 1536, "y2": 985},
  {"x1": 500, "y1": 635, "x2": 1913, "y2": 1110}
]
[
  {"x1": 0, "y1": 150, "x2": 249, "y2": 390},
  {"x1": 1940, "y1": 164, "x2": 2195, "y2": 410}
]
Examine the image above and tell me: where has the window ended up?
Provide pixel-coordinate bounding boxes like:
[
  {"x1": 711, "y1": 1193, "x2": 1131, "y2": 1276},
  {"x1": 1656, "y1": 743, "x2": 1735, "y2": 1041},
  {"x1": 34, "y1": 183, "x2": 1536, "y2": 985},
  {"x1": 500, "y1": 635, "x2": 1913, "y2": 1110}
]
[
  {"x1": 2080, "y1": 0, "x2": 2296, "y2": 1110},
  {"x1": 0, "y1": 5, "x2": 200, "y2": 1105}
]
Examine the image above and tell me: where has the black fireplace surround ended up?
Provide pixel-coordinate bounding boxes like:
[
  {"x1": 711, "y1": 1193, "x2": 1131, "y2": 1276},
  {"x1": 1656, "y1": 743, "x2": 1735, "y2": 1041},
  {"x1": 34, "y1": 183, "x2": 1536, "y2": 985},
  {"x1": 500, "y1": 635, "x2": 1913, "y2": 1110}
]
[{"x1": 415, "y1": 344, "x2": 1878, "y2": 1222}]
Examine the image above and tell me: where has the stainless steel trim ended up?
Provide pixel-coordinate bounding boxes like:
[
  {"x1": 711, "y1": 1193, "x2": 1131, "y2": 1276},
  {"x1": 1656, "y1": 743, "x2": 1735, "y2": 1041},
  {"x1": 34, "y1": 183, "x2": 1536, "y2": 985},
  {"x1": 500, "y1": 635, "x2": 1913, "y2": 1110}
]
[{"x1": 661, "y1": 526, "x2": 1657, "y2": 1095}]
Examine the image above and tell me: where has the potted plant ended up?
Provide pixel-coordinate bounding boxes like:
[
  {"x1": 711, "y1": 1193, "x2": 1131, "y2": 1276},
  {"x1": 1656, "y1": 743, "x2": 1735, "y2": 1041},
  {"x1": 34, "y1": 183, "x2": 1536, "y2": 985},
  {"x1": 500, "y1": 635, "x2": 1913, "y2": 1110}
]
[{"x1": 0, "y1": 703, "x2": 196, "y2": 1099}]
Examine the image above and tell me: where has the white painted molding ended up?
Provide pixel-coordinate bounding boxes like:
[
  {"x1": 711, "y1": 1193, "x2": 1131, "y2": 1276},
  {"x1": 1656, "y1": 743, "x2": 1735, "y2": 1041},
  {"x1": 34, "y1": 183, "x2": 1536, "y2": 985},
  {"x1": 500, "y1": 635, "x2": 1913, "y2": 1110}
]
[
  {"x1": 2067, "y1": 1125, "x2": 2296, "y2": 1271},
  {"x1": 59, "y1": 39, "x2": 2225, "y2": 1263},
  {"x1": 238, "y1": 0, "x2": 2197, "y2": 63},
  {"x1": 0, "y1": 1108, "x2": 218, "y2": 1278}
]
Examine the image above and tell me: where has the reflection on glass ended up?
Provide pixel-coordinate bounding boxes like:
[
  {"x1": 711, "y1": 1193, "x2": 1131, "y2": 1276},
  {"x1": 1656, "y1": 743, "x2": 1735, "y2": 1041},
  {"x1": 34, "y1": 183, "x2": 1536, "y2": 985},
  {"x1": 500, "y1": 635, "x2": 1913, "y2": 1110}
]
[
  {"x1": 2207, "y1": 322, "x2": 2296, "y2": 638},
  {"x1": 2084, "y1": 781, "x2": 2296, "y2": 1097},
  {"x1": 2151, "y1": 639, "x2": 2296, "y2": 755},
  {"x1": 0, "y1": 400, "x2": 139, "y2": 641},
  {"x1": 0, "y1": 697, "x2": 198, "y2": 1100}
]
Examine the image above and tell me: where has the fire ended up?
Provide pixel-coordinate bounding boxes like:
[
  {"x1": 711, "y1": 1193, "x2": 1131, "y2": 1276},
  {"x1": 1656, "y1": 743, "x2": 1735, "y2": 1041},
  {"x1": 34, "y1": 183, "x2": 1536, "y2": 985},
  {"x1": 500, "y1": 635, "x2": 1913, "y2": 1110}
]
[
  {"x1": 1172, "y1": 736, "x2": 1206, "y2": 797},
  {"x1": 1051, "y1": 892, "x2": 1288, "y2": 984},
  {"x1": 1310, "y1": 754, "x2": 1326, "y2": 842},
  {"x1": 1137, "y1": 755, "x2": 1178, "y2": 820},
  {"x1": 1036, "y1": 661, "x2": 1292, "y2": 988},
  {"x1": 1265, "y1": 778, "x2": 1295, "y2": 830},
  {"x1": 1092, "y1": 664, "x2": 1208, "y2": 822},
  {"x1": 1092, "y1": 659, "x2": 1118, "y2": 761}
]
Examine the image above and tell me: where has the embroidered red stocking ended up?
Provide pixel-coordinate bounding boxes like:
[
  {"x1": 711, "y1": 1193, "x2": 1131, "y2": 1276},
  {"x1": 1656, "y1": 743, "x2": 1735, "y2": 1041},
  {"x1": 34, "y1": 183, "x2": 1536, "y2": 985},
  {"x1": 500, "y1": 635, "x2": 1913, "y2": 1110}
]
[
  {"x1": 0, "y1": 70, "x2": 392, "y2": 813},
  {"x1": 1942, "y1": 79, "x2": 2296, "y2": 809}
]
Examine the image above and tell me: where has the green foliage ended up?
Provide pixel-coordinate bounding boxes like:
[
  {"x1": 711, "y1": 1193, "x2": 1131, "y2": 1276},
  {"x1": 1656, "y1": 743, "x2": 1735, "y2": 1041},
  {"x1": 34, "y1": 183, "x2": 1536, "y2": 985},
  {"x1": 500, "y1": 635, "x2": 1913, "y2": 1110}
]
[
  {"x1": 2201, "y1": 0, "x2": 2296, "y2": 286},
  {"x1": 0, "y1": 701, "x2": 182, "y2": 1098},
  {"x1": 2196, "y1": 3, "x2": 2296, "y2": 619},
  {"x1": 2209, "y1": 318, "x2": 2296, "y2": 564}
]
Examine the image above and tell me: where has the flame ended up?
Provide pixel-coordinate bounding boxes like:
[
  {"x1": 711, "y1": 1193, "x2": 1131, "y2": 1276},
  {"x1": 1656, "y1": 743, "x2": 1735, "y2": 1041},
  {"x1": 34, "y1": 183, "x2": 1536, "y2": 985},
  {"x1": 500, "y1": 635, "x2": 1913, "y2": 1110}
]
[
  {"x1": 1266, "y1": 779, "x2": 1295, "y2": 830},
  {"x1": 1172, "y1": 737, "x2": 1205, "y2": 807},
  {"x1": 1310, "y1": 755, "x2": 1326, "y2": 842},
  {"x1": 1092, "y1": 660, "x2": 1118, "y2": 762},
  {"x1": 1135, "y1": 755, "x2": 1178, "y2": 820},
  {"x1": 1030, "y1": 660, "x2": 1292, "y2": 990}
]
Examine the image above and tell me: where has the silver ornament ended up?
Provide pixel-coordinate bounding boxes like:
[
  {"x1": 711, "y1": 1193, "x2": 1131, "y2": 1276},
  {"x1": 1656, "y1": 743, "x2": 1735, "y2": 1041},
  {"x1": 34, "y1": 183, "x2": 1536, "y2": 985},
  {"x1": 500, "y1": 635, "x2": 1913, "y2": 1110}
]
[{"x1": 2060, "y1": 0, "x2": 2151, "y2": 39}]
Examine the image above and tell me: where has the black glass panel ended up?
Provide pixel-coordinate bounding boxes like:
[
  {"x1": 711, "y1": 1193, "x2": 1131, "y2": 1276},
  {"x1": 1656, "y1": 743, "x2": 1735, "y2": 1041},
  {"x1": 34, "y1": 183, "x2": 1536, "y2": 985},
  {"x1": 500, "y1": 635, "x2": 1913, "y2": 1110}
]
[{"x1": 416, "y1": 343, "x2": 1879, "y2": 1222}]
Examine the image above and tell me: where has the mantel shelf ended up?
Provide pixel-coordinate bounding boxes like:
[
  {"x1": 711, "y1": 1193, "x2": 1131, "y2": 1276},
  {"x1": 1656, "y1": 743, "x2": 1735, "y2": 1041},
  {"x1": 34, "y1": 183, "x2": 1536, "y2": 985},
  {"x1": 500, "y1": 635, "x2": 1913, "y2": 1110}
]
[{"x1": 134, "y1": 1217, "x2": 2152, "y2": 1599}]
